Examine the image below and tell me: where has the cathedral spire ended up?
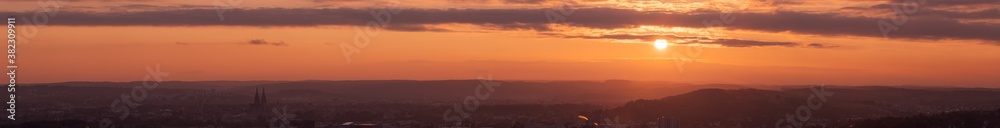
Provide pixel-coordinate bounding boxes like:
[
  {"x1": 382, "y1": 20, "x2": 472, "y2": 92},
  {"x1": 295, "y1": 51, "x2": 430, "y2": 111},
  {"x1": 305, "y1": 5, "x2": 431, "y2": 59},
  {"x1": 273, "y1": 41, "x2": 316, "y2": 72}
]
[
  {"x1": 254, "y1": 87, "x2": 260, "y2": 105},
  {"x1": 261, "y1": 86, "x2": 267, "y2": 104}
]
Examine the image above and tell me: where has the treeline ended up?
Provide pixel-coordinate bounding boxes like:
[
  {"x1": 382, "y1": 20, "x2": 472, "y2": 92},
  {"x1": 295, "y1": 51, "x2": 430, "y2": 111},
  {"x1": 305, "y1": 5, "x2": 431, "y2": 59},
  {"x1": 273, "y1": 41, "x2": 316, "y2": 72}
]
[{"x1": 846, "y1": 109, "x2": 1000, "y2": 128}]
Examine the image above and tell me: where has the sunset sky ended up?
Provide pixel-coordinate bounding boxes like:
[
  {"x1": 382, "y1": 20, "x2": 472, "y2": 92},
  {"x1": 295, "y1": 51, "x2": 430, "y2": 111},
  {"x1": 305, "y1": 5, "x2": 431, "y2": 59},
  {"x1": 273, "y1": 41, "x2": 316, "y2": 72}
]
[{"x1": 3, "y1": 0, "x2": 999, "y2": 87}]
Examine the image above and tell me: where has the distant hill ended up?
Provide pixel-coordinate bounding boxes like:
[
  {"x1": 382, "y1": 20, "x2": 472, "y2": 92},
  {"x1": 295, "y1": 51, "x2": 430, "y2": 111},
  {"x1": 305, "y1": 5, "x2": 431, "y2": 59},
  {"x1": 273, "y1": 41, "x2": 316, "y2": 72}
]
[
  {"x1": 26, "y1": 80, "x2": 753, "y2": 106},
  {"x1": 597, "y1": 86, "x2": 1000, "y2": 127},
  {"x1": 845, "y1": 109, "x2": 1000, "y2": 128}
]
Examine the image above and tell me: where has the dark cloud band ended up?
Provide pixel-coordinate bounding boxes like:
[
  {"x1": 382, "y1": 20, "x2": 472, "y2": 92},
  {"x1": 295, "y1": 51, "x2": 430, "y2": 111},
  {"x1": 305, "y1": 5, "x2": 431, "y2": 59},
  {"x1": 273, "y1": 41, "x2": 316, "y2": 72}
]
[{"x1": 1, "y1": 7, "x2": 996, "y2": 43}]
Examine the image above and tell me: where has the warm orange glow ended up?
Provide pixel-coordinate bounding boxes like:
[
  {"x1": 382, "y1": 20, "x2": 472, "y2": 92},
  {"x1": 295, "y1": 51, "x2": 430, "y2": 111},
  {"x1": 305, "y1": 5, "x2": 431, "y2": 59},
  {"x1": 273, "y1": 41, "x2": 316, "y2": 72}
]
[
  {"x1": 654, "y1": 39, "x2": 669, "y2": 50},
  {"x1": 5, "y1": 0, "x2": 998, "y2": 87}
]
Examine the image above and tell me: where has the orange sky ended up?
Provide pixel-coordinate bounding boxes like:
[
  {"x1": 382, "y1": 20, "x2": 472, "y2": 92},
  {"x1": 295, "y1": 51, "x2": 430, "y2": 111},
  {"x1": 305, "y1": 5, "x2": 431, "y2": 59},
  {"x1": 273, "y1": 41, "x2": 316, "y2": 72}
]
[{"x1": 4, "y1": 0, "x2": 1000, "y2": 87}]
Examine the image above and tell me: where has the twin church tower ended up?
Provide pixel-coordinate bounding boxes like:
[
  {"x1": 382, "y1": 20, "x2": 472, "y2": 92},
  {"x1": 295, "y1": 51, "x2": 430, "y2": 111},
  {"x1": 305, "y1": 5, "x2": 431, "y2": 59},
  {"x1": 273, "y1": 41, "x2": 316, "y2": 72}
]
[{"x1": 251, "y1": 86, "x2": 267, "y2": 110}]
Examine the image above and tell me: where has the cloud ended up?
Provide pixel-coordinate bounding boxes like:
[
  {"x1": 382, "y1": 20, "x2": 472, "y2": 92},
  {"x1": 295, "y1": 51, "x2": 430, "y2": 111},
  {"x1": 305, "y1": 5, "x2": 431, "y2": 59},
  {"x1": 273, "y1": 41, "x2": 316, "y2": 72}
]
[
  {"x1": 500, "y1": 0, "x2": 555, "y2": 4},
  {"x1": 558, "y1": 34, "x2": 822, "y2": 48},
  {"x1": 384, "y1": 24, "x2": 452, "y2": 32},
  {"x1": 438, "y1": 0, "x2": 563, "y2": 4},
  {"x1": 887, "y1": 0, "x2": 1000, "y2": 7},
  {"x1": 861, "y1": 3, "x2": 1000, "y2": 20},
  {"x1": 704, "y1": 39, "x2": 800, "y2": 47},
  {"x1": 246, "y1": 39, "x2": 288, "y2": 46},
  {"x1": 1, "y1": 7, "x2": 996, "y2": 43},
  {"x1": 805, "y1": 43, "x2": 837, "y2": 48}
]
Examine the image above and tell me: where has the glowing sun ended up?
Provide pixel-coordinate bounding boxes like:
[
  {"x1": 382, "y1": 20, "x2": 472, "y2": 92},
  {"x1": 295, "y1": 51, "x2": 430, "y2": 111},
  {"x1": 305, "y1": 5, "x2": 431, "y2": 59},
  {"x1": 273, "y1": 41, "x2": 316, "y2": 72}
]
[{"x1": 654, "y1": 39, "x2": 669, "y2": 50}]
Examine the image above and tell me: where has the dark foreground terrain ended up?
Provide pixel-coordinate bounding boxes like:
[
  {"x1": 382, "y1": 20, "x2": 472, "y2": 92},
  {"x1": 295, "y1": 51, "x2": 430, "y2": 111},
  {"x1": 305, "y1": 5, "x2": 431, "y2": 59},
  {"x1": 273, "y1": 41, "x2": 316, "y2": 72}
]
[{"x1": 7, "y1": 80, "x2": 1000, "y2": 127}]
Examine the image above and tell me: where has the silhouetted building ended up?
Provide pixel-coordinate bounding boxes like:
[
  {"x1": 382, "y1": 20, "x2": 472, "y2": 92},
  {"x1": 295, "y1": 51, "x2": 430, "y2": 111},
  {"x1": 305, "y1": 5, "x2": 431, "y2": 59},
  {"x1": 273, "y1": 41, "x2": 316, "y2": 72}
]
[
  {"x1": 249, "y1": 86, "x2": 271, "y2": 127},
  {"x1": 291, "y1": 120, "x2": 316, "y2": 128},
  {"x1": 341, "y1": 122, "x2": 379, "y2": 128},
  {"x1": 658, "y1": 116, "x2": 678, "y2": 128},
  {"x1": 251, "y1": 85, "x2": 268, "y2": 110}
]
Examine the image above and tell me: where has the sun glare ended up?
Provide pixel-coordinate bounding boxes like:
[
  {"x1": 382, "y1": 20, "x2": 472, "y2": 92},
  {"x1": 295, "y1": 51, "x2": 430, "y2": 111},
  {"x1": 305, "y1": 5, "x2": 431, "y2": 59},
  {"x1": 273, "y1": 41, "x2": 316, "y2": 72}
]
[{"x1": 654, "y1": 39, "x2": 669, "y2": 50}]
